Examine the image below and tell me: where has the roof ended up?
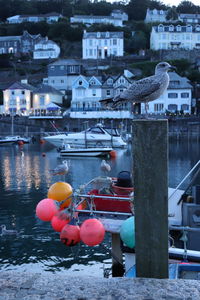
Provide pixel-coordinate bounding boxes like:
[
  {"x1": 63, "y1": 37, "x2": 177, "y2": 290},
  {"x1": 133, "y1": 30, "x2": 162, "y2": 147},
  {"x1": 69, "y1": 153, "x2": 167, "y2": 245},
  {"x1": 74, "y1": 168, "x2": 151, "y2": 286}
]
[
  {"x1": 49, "y1": 59, "x2": 81, "y2": 66},
  {"x1": 168, "y1": 72, "x2": 192, "y2": 89},
  {"x1": 83, "y1": 31, "x2": 124, "y2": 39},
  {"x1": 0, "y1": 36, "x2": 21, "y2": 41},
  {"x1": 179, "y1": 13, "x2": 200, "y2": 19},
  {"x1": 34, "y1": 84, "x2": 63, "y2": 95},
  {"x1": 72, "y1": 15, "x2": 121, "y2": 20},
  {"x1": 6, "y1": 81, "x2": 35, "y2": 91},
  {"x1": 8, "y1": 12, "x2": 62, "y2": 19},
  {"x1": 154, "y1": 24, "x2": 200, "y2": 33}
]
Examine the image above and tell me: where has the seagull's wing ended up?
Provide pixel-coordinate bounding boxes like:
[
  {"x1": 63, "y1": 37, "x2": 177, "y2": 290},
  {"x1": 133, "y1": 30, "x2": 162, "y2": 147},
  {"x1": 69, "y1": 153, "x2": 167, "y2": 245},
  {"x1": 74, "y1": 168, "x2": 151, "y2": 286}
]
[{"x1": 116, "y1": 76, "x2": 162, "y2": 103}]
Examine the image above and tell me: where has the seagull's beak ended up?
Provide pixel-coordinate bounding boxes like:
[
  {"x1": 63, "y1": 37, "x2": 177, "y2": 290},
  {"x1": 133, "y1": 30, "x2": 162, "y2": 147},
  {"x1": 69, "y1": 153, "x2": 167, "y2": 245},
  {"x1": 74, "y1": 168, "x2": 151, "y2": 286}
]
[{"x1": 169, "y1": 65, "x2": 177, "y2": 71}]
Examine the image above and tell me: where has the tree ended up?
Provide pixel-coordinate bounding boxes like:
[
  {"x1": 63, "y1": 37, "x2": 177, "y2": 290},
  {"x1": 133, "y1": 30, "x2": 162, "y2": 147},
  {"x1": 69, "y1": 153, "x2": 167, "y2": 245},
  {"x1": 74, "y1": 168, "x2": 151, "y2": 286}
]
[
  {"x1": 126, "y1": 31, "x2": 147, "y2": 53},
  {"x1": 126, "y1": 0, "x2": 149, "y2": 21},
  {"x1": 176, "y1": 1, "x2": 198, "y2": 13},
  {"x1": 166, "y1": 6, "x2": 178, "y2": 21}
]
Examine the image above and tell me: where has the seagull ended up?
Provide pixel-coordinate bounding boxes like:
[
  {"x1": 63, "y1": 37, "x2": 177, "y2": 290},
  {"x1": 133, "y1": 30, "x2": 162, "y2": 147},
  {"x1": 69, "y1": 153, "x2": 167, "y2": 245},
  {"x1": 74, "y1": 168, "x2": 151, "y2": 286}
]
[
  {"x1": 51, "y1": 160, "x2": 69, "y2": 176},
  {"x1": 101, "y1": 160, "x2": 111, "y2": 175},
  {"x1": 0, "y1": 225, "x2": 19, "y2": 236},
  {"x1": 99, "y1": 62, "x2": 176, "y2": 113}
]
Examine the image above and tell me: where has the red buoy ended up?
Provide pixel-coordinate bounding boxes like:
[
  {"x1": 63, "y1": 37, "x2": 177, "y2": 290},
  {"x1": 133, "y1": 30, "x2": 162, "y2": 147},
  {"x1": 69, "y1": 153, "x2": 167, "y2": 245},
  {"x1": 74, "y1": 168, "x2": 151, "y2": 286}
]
[
  {"x1": 60, "y1": 222, "x2": 80, "y2": 247},
  {"x1": 18, "y1": 140, "x2": 24, "y2": 146},
  {"x1": 109, "y1": 150, "x2": 117, "y2": 159},
  {"x1": 80, "y1": 218, "x2": 105, "y2": 246},
  {"x1": 36, "y1": 198, "x2": 58, "y2": 222},
  {"x1": 51, "y1": 214, "x2": 70, "y2": 232}
]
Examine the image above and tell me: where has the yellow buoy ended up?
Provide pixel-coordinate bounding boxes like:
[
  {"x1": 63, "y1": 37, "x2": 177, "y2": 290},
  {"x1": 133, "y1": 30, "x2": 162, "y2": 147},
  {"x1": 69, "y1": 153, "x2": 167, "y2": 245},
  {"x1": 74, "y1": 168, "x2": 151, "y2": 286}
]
[{"x1": 48, "y1": 182, "x2": 73, "y2": 208}]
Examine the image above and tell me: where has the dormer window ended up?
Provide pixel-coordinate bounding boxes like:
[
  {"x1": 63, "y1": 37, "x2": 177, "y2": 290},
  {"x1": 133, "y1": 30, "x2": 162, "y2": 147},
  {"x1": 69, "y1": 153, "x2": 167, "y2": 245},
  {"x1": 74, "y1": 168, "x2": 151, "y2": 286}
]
[
  {"x1": 158, "y1": 24, "x2": 164, "y2": 32},
  {"x1": 79, "y1": 80, "x2": 82, "y2": 86},
  {"x1": 196, "y1": 25, "x2": 200, "y2": 32},
  {"x1": 160, "y1": 10, "x2": 163, "y2": 15},
  {"x1": 90, "y1": 80, "x2": 96, "y2": 85},
  {"x1": 97, "y1": 32, "x2": 100, "y2": 38},
  {"x1": 169, "y1": 25, "x2": 174, "y2": 32},
  {"x1": 107, "y1": 78, "x2": 113, "y2": 85},
  {"x1": 106, "y1": 32, "x2": 110, "y2": 38},
  {"x1": 176, "y1": 25, "x2": 181, "y2": 32},
  {"x1": 186, "y1": 25, "x2": 192, "y2": 32}
]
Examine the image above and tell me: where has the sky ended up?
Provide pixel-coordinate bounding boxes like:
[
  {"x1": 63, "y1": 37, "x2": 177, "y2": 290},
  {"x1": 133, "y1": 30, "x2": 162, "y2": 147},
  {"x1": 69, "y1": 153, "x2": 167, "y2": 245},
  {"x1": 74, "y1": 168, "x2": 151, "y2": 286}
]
[{"x1": 162, "y1": 0, "x2": 200, "y2": 6}]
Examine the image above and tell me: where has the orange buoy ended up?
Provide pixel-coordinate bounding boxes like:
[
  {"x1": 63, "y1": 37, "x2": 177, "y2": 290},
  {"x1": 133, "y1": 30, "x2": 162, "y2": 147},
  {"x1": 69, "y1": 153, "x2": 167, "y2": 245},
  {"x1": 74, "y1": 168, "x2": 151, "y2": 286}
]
[
  {"x1": 36, "y1": 198, "x2": 58, "y2": 222},
  {"x1": 60, "y1": 221, "x2": 81, "y2": 246},
  {"x1": 47, "y1": 182, "x2": 73, "y2": 208},
  {"x1": 51, "y1": 214, "x2": 70, "y2": 232},
  {"x1": 39, "y1": 139, "x2": 45, "y2": 144},
  {"x1": 18, "y1": 140, "x2": 24, "y2": 146},
  {"x1": 80, "y1": 218, "x2": 105, "y2": 246},
  {"x1": 109, "y1": 150, "x2": 117, "y2": 159}
]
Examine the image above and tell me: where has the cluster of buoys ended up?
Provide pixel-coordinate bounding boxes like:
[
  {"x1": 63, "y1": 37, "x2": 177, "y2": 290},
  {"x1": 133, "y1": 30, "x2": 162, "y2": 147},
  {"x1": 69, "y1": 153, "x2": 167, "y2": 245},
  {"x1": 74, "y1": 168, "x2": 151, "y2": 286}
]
[{"x1": 36, "y1": 181, "x2": 106, "y2": 247}]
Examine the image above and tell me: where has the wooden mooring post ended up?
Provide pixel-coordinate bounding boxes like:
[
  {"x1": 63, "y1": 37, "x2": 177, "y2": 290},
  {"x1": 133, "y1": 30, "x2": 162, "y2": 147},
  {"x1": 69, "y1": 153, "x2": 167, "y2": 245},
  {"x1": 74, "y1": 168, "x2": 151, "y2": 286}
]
[
  {"x1": 111, "y1": 233, "x2": 124, "y2": 277},
  {"x1": 133, "y1": 119, "x2": 169, "y2": 279}
]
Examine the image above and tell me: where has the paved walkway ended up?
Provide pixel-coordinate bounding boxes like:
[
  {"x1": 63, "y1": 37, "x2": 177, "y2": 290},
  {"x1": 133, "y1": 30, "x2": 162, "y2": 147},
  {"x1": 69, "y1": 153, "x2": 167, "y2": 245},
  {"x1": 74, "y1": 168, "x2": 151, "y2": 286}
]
[{"x1": 0, "y1": 271, "x2": 200, "y2": 299}]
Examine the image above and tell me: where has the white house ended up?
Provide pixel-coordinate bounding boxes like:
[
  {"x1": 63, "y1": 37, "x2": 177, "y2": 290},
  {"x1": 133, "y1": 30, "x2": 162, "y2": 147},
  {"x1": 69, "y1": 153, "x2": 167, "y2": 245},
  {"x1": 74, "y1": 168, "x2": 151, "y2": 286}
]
[
  {"x1": 179, "y1": 13, "x2": 200, "y2": 24},
  {"x1": 70, "y1": 72, "x2": 133, "y2": 119},
  {"x1": 70, "y1": 10, "x2": 127, "y2": 27},
  {"x1": 150, "y1": 24, "x2": 200, "y2": 50},
  {"x1": 3, "y1": 81, "x2": 34, "y2": 116},
  {"x1": 82, "y1": 31, "x2": 124, "y2": 59},
  {"x1": 7, "y1": 12, "x2": 62, "y2": 24},
  {"x1": 70, "y1": 15, "x2": 123, "y2": 27},
  {"x1": 145, "y1": 9, "x2": 167, "y2": 23},
  {"x1": 33, "y1": 38, "x2": 60, "y2": 59},
  {"x1": 30, "y1": 84, "x2": 63, "y2": 117},
  {"x1": 141, "y1": 72, "x2": 192, "y2": 115}
]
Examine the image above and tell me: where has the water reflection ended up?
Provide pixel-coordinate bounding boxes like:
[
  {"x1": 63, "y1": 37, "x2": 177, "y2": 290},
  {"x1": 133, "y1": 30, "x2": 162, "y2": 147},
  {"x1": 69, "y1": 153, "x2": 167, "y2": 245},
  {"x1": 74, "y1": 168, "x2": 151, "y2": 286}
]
[{"x1": 0, "y1": 140, "x2": 200, "y2": 275}]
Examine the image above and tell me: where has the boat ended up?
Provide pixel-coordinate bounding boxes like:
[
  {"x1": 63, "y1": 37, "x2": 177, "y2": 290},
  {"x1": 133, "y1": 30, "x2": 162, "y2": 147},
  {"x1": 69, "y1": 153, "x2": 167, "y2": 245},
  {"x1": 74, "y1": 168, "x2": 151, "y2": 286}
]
[
  {"x1": 0, "y1": 135, "x2": 30, "y2": 145},
  {"x1": 58, "y1": 144, "x2": 114, "y2": 157},
  {"x1": 43, "y1": 123, "x2": 127, "y2": 148}
]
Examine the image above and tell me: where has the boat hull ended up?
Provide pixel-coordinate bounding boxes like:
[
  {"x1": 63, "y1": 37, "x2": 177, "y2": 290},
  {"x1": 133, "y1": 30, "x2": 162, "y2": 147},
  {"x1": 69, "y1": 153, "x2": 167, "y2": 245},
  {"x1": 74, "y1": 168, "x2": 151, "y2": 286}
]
[{"x1": 60, "y1": 148, "x2": 112, "y2": 157}]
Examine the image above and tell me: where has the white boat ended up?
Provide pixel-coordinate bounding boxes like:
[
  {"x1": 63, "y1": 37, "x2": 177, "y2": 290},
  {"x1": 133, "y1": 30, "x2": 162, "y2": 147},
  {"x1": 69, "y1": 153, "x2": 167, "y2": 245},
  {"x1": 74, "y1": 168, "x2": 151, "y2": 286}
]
[
  {"x1": 43, "y1": 123, "x2": 127, "y2": 148},
  {"x1": 0, "y1": 135, "x2": 30, "y2": 145},
  {"x1": 59, "y1": 144, "x2": 113, "y2": 157}
]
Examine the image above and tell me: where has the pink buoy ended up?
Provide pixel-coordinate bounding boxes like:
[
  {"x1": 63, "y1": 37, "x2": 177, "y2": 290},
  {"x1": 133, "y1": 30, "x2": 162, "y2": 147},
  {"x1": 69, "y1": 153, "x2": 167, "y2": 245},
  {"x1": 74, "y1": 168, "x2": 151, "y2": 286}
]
[
  {"x1": 80, "y1": 218, "x2": 105, "y2": 246},
  {"x1": 60, "y1": 220, "x2": 81, "y2": 247},
  {"x1": 51, "y1": 214, "x2": 70, "y2": 232},
  {"x1": 36, "y1": 198, "x2": 58, "y2": 222}
]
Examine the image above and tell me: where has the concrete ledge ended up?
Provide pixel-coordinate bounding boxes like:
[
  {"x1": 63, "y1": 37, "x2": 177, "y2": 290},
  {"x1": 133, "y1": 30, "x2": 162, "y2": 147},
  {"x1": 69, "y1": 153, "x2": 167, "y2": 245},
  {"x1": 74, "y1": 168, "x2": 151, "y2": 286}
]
[{"x1": 1, "y1": 271, "x2": 200, "y2": 299}]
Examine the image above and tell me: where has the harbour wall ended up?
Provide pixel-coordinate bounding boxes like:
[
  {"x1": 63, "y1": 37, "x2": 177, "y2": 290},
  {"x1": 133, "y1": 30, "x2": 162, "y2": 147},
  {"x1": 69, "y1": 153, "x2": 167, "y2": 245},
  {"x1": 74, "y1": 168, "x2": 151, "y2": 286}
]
[{"x1": 0, "y1": 115, "x2": 200, "y2": 139}]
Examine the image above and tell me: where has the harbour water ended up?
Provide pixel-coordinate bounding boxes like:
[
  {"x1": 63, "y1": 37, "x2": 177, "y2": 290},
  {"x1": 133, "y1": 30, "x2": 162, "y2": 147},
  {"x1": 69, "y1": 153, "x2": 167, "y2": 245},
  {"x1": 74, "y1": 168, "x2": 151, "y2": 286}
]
[{"x1": 0, "y1": 139, "x2": 200, "y2": 277}]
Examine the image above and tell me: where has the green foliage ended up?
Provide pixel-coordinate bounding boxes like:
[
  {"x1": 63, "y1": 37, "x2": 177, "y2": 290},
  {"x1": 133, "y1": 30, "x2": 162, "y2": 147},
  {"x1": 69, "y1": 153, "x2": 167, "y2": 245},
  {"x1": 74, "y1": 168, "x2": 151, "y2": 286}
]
[
  {"x1": 126, "y1": 31, "x2": 147, "y2": 53},
  {"x1": 187, "y1": 70, "x2": 200, "y2": 83},
  {"x1": 166, "y1": 6, "x2": 178, "y2": 20},
  {"x1": 176, "y1": 1, "x2": 200, "y2": 13},
  {"x1": 0, "y1": 54, "x2": 11, "y2": 68},
  {"x1": 130, "y1": 61, "x2": 158, "y2": 78},
  {"x1": 168, "y1": 59, "x2": 191, "y2": 76}
]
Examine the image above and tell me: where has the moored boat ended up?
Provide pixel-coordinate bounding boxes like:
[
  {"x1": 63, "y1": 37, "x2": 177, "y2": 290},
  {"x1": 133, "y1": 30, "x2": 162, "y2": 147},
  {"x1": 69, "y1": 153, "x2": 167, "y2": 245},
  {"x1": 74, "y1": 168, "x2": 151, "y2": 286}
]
[
  {"x1": 43, "y1": 123, "x2": 127, "y2": 149},
  {"x1": 58, "y1": 144, "x2": 114, "y2": 157}
]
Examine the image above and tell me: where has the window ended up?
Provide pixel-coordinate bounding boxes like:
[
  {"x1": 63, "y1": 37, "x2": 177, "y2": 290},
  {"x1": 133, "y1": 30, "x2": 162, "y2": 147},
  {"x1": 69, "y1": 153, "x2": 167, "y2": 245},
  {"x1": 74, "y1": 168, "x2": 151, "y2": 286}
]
[
  {"x1": 169, "y1": 25, "x2": 174, "y2": 32},
  {"x1": 20, "y1": 99, "x2": 26, "y2": 105},
  {"x1": 40, "y1": 95, "x2": 45, "y2": 106},
  {"x1": 154, "y1": 103, "x2": 164, "y2": 112},
  {"x1": 168, "y1": 93, "x2": 178, "y2": 98},
  {"x1": 11, "y1": 91, "x2": 15, "y2": 95},
  {"x1": 89, "y1": 49, "x2": 93, "y2": 56},
  {"x1": 113, "y1": 39, "x2": 117, "y2": 45},
  {"x1": 168, "y1": 104, "x2": 178, "y2": 111},
  {"x1": 79, "y1": 80, "x2": 82, "y2": 86},
  {"x1": 61, "y1": 80, "x2": 64, "y2": 83},
  {"x1": 158, "y1": 24, "x2": 164, "y2": 32},
  {"x1": 21, "y1": 91, "x2": 25, "y2": 95},
  {"x1": 107, "y1": 79, "x2": 113, "y2": 85},
  {"x1": 181, "y1": 92, "x2": 189, "y2": 98},
  {"x1": 181, "y1": 104, "x2": 189, "y2": 111},
  {"x1": 10, "y1": 99, "x2": 16, "y2": 105},
  {"x1": 106, "y1": 90, "x2": 111, "y2": 96},
  {"x1": 60, "y1": 66, "x2": 64, "y2": 70},
  {"x1": 89, "y1": 39, "x2": 93, "y2": 46}
]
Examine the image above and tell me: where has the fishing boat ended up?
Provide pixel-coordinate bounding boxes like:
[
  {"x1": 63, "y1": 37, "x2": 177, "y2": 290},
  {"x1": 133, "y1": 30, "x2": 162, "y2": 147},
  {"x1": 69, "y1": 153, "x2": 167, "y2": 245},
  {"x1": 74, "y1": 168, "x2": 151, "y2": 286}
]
[
  {"x1": 58, "y1": 144, "x2": 114, "y2": 157},
  {"x1": 43, "y1": 123, "x2": 127, "y2": 149}
]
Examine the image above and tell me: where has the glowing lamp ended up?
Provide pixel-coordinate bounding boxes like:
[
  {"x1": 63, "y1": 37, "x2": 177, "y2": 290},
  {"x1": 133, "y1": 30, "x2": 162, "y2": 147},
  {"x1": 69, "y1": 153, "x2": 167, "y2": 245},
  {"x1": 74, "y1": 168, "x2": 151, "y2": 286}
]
[
  {"x1": 80, "y1": 218, "x2": 105, "y2": 246},
  {"x1": 120, "y1": 216, "x2": 135, "y2": 249},
  {"x1": 47, "y1": 182, "x2": 73, "y2": 208},
  {"x1": 36, "y1": 198, "x2": 58, "y2": 222}
]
